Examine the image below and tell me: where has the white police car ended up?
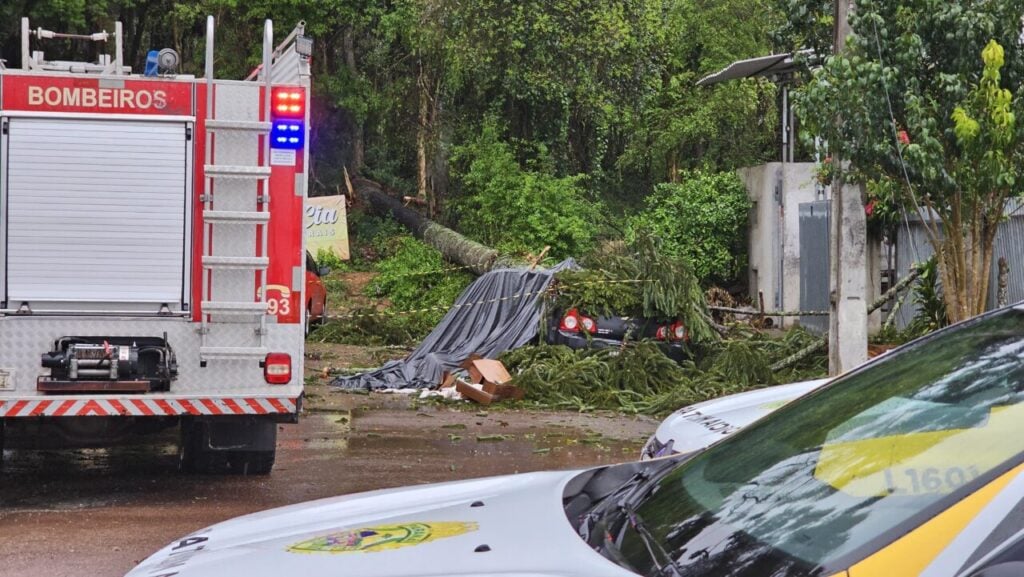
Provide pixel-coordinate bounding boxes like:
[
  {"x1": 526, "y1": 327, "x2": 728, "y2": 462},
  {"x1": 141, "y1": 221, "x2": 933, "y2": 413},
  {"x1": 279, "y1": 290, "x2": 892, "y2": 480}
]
[
  {"x1": 640, "y1": 377, "x2": 831, "y2": 459},
  {"x1": 128, "y1": 304, "x2": 1024, "y2": 577}
]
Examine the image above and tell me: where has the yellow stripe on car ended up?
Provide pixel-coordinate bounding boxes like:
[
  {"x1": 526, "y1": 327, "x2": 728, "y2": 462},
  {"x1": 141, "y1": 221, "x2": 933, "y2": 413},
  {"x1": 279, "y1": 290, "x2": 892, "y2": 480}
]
[
  {"x1": 815, "y1": 404, "x2": 1024, "y2": 497},
  {"x1": 846, "y1": 463, "x2": 1024, "y2": 576}
]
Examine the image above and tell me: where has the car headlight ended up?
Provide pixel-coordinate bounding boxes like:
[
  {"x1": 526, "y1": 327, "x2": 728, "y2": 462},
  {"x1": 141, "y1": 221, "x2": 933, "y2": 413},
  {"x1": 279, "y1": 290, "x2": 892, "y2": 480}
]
[{"x1": 641, "y1": 436, "x2": 674, "y2": 460}]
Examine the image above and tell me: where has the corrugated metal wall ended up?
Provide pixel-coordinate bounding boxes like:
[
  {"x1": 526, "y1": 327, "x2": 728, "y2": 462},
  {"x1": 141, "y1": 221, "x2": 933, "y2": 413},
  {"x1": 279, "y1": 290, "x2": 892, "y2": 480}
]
[
  {"x1": 894, "y1": 200, "x2": 1024, "y2": 328},
  {"x1": 799, "y1": 201, "x2": 831, "y2": 334}
]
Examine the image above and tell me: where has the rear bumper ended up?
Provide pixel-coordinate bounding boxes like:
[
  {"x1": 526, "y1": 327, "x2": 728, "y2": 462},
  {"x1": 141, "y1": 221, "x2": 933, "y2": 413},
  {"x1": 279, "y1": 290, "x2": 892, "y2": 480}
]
[
  {"x1": 548, "y1": 330, "x2": 687, "y2": 361},
  {"x1": 0, "y1": 393, "x2": 300, "y2": 419}
]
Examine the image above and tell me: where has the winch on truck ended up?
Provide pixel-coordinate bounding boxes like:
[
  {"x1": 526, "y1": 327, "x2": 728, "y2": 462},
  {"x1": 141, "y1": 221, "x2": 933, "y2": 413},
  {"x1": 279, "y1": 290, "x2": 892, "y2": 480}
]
[{"x1": 0, "y1": 16, "x2": 313, "y2": 474}]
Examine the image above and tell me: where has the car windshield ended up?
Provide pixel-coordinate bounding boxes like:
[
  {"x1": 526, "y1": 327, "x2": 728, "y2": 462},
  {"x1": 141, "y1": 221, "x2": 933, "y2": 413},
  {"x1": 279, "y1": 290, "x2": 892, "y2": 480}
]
[{"x1": 597, "y1": 307, "x2": 1024, "y2": 577}]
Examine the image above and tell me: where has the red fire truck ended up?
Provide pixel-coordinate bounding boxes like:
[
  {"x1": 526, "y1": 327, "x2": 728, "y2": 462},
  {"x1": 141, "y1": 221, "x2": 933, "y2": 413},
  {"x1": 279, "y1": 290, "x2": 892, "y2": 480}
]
[{"x1": 0, "y1": 17, "x2": 311, "y2": 474}]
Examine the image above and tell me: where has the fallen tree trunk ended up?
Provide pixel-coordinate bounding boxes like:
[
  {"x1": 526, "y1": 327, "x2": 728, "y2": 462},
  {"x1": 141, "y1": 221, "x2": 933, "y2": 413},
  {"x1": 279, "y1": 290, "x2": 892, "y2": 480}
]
[{"x1": 355, "y1": 177, "x2": 505, "y2": 275}]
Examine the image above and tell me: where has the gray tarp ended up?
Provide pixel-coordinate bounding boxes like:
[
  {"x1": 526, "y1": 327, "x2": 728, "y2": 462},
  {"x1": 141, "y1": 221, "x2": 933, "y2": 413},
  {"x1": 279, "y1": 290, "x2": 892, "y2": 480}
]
[{"x1": 333, "y1": 260, "x2": 576, "y2": 390}]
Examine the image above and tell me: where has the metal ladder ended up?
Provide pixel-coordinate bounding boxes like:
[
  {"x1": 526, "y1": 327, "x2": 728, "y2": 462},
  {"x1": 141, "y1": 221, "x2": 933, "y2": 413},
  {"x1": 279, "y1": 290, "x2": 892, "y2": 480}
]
[{"x1": 198, "y1": 17, "x2": 274, "y2": 362}]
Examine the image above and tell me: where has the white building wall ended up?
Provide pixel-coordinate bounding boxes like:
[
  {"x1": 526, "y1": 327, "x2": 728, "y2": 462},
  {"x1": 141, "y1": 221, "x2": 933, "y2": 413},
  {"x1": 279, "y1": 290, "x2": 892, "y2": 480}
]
[{"x1": 739, "y1": 162, "x2": 822, "y2": 328}]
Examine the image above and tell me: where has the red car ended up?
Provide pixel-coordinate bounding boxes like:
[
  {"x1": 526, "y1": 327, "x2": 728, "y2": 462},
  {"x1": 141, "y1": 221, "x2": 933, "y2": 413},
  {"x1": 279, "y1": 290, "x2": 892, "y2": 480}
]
[{"x1": 305, "y1": 251, "x2": 329, "y2": 333}]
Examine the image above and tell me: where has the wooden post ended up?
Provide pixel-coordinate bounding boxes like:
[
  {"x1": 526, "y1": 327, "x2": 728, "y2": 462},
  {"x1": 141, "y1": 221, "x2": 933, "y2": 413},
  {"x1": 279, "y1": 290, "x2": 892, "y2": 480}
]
[{"x1": 997, "y1": 257, "x2": 1009, "y2": 307}]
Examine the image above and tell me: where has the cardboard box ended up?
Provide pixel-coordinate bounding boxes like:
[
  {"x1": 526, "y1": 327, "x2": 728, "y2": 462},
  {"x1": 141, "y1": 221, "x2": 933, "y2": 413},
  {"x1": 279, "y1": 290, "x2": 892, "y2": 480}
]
[
  {"x1": 455, "y1": 379, "x2": 496, "y2": 405},
  {"x1": 460, "y1": 358, "x2": 512, "y2": 386},
  {"x1": 482, "y1": 381, "x2": 525, "y2": 400},
  {"x1": 455, "y1": 357, "x2": 522, "y2": 404}
]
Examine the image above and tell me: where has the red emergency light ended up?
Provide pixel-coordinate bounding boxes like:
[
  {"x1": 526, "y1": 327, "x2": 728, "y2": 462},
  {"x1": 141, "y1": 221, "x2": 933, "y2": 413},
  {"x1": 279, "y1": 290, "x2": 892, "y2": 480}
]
[{"x1": 272, "y1": 88, "x2": 305, "y2": 118}]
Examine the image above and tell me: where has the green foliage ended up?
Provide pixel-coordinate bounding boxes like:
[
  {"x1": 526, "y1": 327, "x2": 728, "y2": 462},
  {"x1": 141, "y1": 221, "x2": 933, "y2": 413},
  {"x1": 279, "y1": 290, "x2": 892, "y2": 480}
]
[
  {"x1": 907, "y1": 256, "x2": 949, "y2": 336},
  {"x1": 631, "y1": 232, "x2": 713, "y2": 342},
  {"x1": 617, "y1": 0, "x2": 782, "y2": 180},
  {"x1": 501, "y1": 342, "x2": 695, "y2": 414},
  {"x1": 347, "y1": 210, "x2": 408, "y2": 265},
  {"x1": 771, "y1": 0, "x2": 834, "y2": 55},
  {"x1": 314, "y1": 310, "x2": 435, "y2": 347},
  {"x1": 628, "y1": 171, "x2": 751, "y2": 285},
  {"x1": 500, "y1": 327, "x2": 826, "y2": 415},
  {"x1": 313, "y1": 235, "x2": 472, "y2": 346},
  {"x1": 451, "y1": 120, "x2": 602, "y2": 259},
  {"x1": 863, "y1": 177, "x2": 904, "y2": 239},
  {"x1": 557, "y1": 231, "x2": 717, "y2": 343},
  {"x1": 552, "y1": 269, "x2": 643, "y2": 318},
  {"x1": 796, "y1": 0, "x2": 1024, "y2": 321},
  {"x1": 314, "y1": 248, "x2": 347, "y2": 272},
  {"x1": 710, "y1": 341, "x2": 774, "y2": 388},
  {"x1": 367, "y1": 236, "x2": 473, "y2": 326},
  {"x1": 1, "y1": 0, "x2": 786, "y2": 208}
]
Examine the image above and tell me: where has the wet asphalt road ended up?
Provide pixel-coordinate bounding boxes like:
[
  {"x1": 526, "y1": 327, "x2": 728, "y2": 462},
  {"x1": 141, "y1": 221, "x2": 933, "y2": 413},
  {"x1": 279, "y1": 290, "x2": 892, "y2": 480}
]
[{"x1": 0, "y1": 392, "x2": 655, "y2": 577}]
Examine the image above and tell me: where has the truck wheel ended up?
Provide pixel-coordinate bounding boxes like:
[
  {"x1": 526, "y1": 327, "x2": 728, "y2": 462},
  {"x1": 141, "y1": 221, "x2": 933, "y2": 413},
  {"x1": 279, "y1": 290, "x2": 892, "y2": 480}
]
[{"x1": 179, "y1": 418, "x2": 277, "y2": 475}]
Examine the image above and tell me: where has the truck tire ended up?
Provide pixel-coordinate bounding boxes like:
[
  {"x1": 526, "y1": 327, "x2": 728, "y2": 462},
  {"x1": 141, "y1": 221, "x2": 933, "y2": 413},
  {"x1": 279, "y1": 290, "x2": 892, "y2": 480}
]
[{"x1": 179, "y1": 417, "x2": 277, "y2": 475}]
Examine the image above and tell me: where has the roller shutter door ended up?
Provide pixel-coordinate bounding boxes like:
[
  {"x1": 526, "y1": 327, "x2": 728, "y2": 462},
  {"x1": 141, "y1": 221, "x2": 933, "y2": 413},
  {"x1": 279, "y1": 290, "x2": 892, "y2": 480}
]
[{"x1": 4, "y1": 117, "x2": 189, "y2": 306}]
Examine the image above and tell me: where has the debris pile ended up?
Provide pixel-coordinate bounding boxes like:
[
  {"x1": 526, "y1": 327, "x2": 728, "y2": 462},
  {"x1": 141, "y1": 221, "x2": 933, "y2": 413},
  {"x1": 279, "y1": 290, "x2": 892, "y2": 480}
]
[
  {"x1": 499, "y1": 329, "x2": 826, "y2": 415},
  {"x1": 332, "y1": 262, "x2": 575, "y2": 391}
]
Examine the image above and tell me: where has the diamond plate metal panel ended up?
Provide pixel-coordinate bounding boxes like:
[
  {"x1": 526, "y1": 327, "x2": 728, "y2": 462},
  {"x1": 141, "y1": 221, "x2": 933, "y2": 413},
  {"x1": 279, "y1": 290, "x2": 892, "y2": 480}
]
[
  {"x1": 270, "y1": 49, "x2": 302, "y2": 85},
  {"x1": 0, "y1": 317, "x2": 302, "y2": 396}
]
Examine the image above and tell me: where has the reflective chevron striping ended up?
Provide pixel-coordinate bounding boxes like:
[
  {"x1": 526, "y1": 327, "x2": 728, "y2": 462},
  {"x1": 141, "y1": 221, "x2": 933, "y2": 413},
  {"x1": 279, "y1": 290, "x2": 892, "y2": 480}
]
[{"x1": 0, "y1": 397, "x2": 297, "y2": 417}]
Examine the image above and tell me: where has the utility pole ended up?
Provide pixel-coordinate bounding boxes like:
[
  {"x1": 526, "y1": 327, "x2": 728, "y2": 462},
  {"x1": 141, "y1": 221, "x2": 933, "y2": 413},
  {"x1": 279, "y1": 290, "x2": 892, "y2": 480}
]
[{"x1": 828, "y1": 0, "x2": 869, "y2": 375}]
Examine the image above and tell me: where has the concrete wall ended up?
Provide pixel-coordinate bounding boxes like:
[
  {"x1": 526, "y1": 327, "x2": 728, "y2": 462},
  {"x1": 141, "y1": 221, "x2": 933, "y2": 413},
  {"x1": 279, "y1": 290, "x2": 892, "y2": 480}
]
[{"x1": 739, "y1": 162, "x2": 821, "y2": 327}]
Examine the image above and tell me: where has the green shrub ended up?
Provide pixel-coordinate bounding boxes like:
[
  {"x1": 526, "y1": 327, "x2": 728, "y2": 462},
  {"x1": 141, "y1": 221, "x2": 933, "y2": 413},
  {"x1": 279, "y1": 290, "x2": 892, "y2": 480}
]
[
  {"x1": 452, "y1": 120, "x2": 602, "y2": 259},
  {"x1": 907, "y1": 256, "x2": 949, "y2": 337},
  {"x1": 314, "y1": 248, "x2": 348, "y2": 271},
  {"x1": 313, "y1": 311, "x2": 436, "y2": 347},
  {"x1": 367, "y1": 236, "x2": 473, "y2": 327},
  {"x1": 629, "y1": 171, "x2": 751, "y2": 285},
  {"x1": 347, "y1": 210, "x2": 408, "y2": 264}
]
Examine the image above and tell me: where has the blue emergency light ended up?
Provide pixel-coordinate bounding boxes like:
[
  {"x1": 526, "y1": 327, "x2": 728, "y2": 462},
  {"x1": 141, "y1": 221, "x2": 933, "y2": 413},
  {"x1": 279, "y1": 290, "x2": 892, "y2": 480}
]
[
  {"x1": 271, "y1": 121, "x2": 305, "y2": 149},
  {"x1": 270, "y1": 88, "x2": 305, "y2": 150}
]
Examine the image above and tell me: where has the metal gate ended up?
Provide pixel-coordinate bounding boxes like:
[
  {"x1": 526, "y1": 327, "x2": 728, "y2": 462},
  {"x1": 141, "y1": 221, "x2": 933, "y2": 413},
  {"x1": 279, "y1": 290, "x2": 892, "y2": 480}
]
[{"x1": 799, "y1": 201, "x2": 830, "y2": 334}]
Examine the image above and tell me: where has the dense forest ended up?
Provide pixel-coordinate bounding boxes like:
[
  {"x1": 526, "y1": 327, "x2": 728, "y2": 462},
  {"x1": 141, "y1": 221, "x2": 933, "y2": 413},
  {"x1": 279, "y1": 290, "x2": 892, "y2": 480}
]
[{"x1": 0, "y1": 0, "x2": 830, "y2": 272}]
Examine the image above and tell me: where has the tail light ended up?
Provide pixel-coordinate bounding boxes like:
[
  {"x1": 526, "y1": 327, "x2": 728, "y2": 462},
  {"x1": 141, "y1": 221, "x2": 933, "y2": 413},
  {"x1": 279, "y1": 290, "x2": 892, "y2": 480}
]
[
  {"x1": 579, "y1": 315, "x2": 597, "y2": 334},
  {"x1": 655, "y1": 326, "x2": 669, "y2": 340},
  {"x1": 560, "y1": 309, "x2": 597, "y2": 334},
  {"x1": 559, "y1": 309, "x2": 580, "y2": 332},
  {"x1": 670, "y1": 321, "x2": 688, "y2": 342},
  {"x1": 264, "y1": 353, "x2": 292, "y2": 384}
]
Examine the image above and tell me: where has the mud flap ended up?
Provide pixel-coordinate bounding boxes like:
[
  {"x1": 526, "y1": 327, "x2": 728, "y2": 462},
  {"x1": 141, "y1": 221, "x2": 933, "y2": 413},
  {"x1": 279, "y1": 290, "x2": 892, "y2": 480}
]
[{"x1": 179, "y1": 416, "x2": 277, "y2": 475}]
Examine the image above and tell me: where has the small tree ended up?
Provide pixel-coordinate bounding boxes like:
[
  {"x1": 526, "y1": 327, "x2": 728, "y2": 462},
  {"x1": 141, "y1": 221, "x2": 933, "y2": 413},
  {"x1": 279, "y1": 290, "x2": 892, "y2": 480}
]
[
  {"x1": 797, "y1": 0, "x2": 1024, "y2": 323},
  {"x1": 628, "y1": 171, "x2": 751, "y2": 286}
]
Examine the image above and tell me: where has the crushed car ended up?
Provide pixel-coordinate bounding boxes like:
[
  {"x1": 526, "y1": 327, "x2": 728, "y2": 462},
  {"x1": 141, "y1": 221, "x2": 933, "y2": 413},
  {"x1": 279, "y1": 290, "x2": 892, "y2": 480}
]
[
  {"x1": 547, "y1": 307, "x2": 690, "y2": 361},
  {"x1": 129, "y1": 303, "x2": 1024, "y2": 577}
]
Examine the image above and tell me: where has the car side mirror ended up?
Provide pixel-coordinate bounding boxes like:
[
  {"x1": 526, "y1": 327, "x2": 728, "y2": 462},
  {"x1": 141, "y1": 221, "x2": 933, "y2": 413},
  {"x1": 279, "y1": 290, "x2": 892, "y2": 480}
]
[
  {"x1": 318, "y1": 266, "x2": 331, "y2": 277},
  {"x1": 967, "y1": 562, "x2": 1024, "y2": 577}
]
